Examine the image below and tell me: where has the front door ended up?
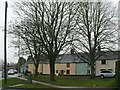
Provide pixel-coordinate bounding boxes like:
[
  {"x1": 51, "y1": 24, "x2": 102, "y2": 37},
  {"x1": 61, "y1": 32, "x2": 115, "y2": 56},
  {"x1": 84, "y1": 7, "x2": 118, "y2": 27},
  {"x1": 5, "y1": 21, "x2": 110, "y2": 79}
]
[{"x1": 60, "y1": 70, "x2": 64, "y2": 75}]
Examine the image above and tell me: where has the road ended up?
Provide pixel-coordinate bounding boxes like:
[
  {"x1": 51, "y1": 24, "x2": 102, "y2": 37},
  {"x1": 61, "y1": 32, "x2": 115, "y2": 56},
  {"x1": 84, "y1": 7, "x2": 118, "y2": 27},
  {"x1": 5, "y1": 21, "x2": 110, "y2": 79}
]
[
  {"x1": 0, "y1": 71, "x2": 2, "y2": 80},
  {"x1": 0, "y1": 71, "x2": 19, "y2": 80}
]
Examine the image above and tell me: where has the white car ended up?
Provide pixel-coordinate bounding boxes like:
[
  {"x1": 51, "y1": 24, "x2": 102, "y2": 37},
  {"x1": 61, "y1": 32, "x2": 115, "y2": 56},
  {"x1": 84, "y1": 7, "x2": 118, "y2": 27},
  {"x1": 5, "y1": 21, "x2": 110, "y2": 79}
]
[
  {"x1": 8, "y1": 69, "x2": 15, "y2": 75},
  {"x1": 14, "y1": 70, "x2": 18, "y2": 74},
  {"x1": 99, "y1": 70, "x2": 115, "y2": 78}
]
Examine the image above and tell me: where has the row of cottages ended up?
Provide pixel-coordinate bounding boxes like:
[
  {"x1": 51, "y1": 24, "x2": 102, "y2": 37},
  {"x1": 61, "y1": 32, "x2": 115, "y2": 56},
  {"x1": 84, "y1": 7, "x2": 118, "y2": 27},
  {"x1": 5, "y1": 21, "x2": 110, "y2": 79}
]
[
  {"x1": 22, "y1": 51, "x2": 120, "y2": 76},
  {"x1": 27, "y1": 54, "x2": 89, "y2": 75}
]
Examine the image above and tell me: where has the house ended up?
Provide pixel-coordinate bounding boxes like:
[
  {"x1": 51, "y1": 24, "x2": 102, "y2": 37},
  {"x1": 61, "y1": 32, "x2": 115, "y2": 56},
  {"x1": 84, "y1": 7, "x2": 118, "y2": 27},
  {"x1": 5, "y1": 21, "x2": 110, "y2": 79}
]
[
  {"x1": 28, "y1": 63, "x2": 43, "y2": 74},
  {"x1": 20, "y1": 62, "x2": 28, "y2": 74},
  {"x1": 95, "y1": 51, "x2": 120, "y2": 76},
  {"x1": 42, "y1": 54, "x2": 89, "y2": 75},
  {"x1": 27, "y1": 54, "x2": 89, "y2": 75},
  {"x1": 26, "y1": 57, "x2": 43, "y2": 74},
  {"x1": 75, "y1": 51, "x2": 120, "y2": 76},
  {"x1": 27, "y1": 51, "x2": 120, "y2": 76}
]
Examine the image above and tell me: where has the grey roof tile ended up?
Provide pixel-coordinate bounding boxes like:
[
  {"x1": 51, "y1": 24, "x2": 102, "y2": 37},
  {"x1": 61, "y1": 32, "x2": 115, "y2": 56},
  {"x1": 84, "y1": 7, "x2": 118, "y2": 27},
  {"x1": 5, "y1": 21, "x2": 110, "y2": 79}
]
[{"x1": 26, "y1": 51, "x2": 120, "y2": 64}]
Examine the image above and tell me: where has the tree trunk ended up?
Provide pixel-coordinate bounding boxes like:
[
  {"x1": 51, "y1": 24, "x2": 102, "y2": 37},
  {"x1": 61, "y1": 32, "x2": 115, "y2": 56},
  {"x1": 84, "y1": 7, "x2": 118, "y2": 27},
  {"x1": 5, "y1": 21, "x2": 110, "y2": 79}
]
[
  {"x1": 50, "y1": 60, "x2": 55, "y2": 81},
  {"x1": 34, "y1": 64, "x2": 39, "y2": 76},
  {"x1": 90, "y1": 62, "x2": 95, "y2": 79},
  {"x1": 90, "y1": 50, "x2": 95, "y2": 79}
]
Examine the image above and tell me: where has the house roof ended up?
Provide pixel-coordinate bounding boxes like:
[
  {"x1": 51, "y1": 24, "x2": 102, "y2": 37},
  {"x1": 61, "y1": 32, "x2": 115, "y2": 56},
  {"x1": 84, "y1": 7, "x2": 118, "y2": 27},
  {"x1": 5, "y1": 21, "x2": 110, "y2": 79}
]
[
  {"x1": 98, "y1": 51, "x2": 120, "y2": 60},
  {"x1": 55, "y1": 54, "x2": 84, "y2": 63},
  {"x1": 21, "y1": 62, "x2": 28, "y2": 67},
  {"x1": 27, "y1": 54, "x2": 85, "y2": 64},
  {"x1": 26, "y1": 51, "x2": 120, "y2": 64}
]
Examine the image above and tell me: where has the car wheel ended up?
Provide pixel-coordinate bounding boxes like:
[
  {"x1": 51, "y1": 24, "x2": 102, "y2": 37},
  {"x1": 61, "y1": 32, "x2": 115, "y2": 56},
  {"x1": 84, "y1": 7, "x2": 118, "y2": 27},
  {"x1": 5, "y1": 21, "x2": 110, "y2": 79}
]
[{"x1": 100, "y1": 75, "x2": 104, "y2": 79}]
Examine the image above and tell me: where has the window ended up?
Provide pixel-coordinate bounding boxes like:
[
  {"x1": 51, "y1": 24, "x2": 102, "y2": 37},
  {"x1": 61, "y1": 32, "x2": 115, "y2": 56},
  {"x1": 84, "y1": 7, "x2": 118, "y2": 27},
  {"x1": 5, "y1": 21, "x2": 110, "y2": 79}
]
[
  {"x1": 87, "y1": 70, "x2": 90, "y2": 74},
  {"x1": 66, "y1": 63, "x2": 70, "y2": 68},
  {"x1": 60, "y1": 70, "x2": 64, "y2": 75},
  {"x1": 66, "y1": 70, "x2": 70, "y2": 74},
  {"x1": 101, "y1": 71, "x2": 112, "y2": 73},
  {"x1": 108, "y1": 69, "x2": 113, "y2": 71},
  {"x1": 100, "y1": 69, "x2": 106, "y2": 71},
  {"x1": 101, "y1": 60, "x2": 106, "y2": 65}
]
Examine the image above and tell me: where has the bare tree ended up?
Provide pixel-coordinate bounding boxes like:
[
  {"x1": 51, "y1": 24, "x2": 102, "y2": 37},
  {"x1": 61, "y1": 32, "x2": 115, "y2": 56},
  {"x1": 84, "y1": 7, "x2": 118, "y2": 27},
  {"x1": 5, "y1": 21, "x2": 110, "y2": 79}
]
[
  {"x1": 73, "y1": 2, "x2": 117, "y2": 79},
  {"x1": 34, "y1": 1, "x2": 78, "y2": 81},
  {"x1": 9, "y1": 3, "x2": 45, "y2": 76},
  {"x1": 10, "y1": 0, "x2": 78, "y2": 80}
]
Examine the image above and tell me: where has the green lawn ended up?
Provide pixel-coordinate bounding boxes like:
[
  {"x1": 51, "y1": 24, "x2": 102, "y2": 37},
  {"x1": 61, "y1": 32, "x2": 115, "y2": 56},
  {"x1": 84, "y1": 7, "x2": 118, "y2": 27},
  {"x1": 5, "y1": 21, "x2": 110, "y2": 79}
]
[
  {"x1": 1, "y1": 75, "x2": 116, "y2": 88},
  {"x1": 0, "y1": 80, "x2": 2, "y2": 88},
  {"x1": 1, "y1": 78, "x2": 50, "y2": 88},
  {"x1": 32, "y1": 75, "x2": 116, "y2": 87}
]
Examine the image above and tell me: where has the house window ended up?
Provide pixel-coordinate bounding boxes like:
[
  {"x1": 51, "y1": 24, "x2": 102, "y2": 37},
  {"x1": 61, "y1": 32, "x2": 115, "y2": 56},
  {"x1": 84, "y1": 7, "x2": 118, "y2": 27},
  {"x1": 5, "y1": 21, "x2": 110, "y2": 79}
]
[
  {"x1": 87, "y1": 70, "x2": 90, "y2": 74},
  {"x1": 101, "y1": 60, "x2": 106, "y2": 65},
  {"x1": 108, "y1": 69, "x2": 113, "y2": 71},
  {"x1": 66, "y1": 63, "x2": 70, "y2": 68},
  {"x1": 100, "y1": 69, "x2": 106, "y2": 71},
  {"x1": 60, "y1": 70, "x2": 64, "y2": 75},
  {"x1": 66, "y1": 70, "x2": 70, "y2": 74}
]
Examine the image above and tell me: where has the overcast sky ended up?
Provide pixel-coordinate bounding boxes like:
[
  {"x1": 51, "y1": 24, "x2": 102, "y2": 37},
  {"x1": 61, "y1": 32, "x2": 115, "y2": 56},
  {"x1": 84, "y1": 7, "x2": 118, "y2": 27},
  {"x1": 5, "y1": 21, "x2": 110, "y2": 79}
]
[
  {"x1": 0, "y1": 0, "x2": 119, "y2": 63},
  {"x1": 0, "y1": 0, "x2": 18, "y2": 63}
]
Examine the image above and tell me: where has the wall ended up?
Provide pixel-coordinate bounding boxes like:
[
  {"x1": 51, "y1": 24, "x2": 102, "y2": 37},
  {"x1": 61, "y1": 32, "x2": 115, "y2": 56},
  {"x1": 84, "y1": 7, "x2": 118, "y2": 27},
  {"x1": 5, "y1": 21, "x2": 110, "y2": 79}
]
[
  {"x1": 95, "y1": 59, "x2": 117, "y2": 76},
  {"x1": 43, "y1": 64, "x2": 50, "y2": 74},
  {"x1": 42, "y1": 63, "x2": 76, "y2": 75},
  {"x1": 28, "y1": 64, "x2": 42, "y2": 74},
  {"x1": 28, "y1": 64, "x2": 34, "y2": 74},
  {"x1": 76, "y1": 63, "x2": 88, "y2": 75},
  {"x1": 55, "y1": 63, "x2": 76, "y2": 75}
]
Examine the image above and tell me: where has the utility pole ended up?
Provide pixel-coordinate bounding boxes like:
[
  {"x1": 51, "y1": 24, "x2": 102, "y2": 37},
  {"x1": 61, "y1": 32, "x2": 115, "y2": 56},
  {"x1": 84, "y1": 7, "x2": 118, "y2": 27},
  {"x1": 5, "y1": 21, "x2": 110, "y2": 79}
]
[
  {"x1": 119, "y1": 1, "x2": 120, "y2": 51},
  {"x1": 118, "y1": 1, "x2": 120, "y2": 90},
  {"x1": 4, "y1": 1, "x2": 8, "y2": 84}
]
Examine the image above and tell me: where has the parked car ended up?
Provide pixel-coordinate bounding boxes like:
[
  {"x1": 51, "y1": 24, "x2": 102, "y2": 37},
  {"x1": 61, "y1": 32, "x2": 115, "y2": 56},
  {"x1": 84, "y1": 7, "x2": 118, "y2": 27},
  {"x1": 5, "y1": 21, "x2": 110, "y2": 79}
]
[
  {"x1": 14, "y1": 70, "x2": 18, "y2": 74},
  {"x1": 99, "y1": 70, "x2": 115, "y2": 78},
  {"x1": 8, "y1": 69, "x2": 15, "y2": 75}
]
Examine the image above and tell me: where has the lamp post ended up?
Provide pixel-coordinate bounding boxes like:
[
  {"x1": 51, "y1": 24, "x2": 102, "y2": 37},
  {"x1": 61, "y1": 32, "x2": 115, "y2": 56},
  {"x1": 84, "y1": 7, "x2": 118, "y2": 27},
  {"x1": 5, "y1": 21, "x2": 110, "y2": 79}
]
[{"x1": 4, "y1": 1, "x2": 8, "y2": 84}]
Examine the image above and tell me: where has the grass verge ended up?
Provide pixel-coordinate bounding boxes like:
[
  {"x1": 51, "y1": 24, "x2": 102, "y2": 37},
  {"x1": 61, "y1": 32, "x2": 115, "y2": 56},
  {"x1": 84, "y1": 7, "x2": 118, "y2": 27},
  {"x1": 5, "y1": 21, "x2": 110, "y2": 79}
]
[
  {"x1": 1, "y1": 78, "x2": 51, "y2": 88},
  {"x1": 32, "y1": 75, "x2": 116, "y2": 87}
]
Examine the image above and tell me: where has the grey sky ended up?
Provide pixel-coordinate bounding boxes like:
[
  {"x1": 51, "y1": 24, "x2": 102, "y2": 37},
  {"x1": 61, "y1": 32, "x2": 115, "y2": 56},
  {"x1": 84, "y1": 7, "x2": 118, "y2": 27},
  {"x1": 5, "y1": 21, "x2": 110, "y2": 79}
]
[
  {"x1": 0, "y1": 0, "x2": 18, "y2": 63},
  {"x1": 0, "y1": 0, "x2": 119, "y2": 63}
]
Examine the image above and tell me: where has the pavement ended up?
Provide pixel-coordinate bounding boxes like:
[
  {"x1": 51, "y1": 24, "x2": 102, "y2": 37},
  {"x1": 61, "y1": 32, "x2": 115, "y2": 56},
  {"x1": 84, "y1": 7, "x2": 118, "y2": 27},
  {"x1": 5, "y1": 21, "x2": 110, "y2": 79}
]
[{"x1": 15, "y1": 76, "x2": 118, "y2": 90}]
